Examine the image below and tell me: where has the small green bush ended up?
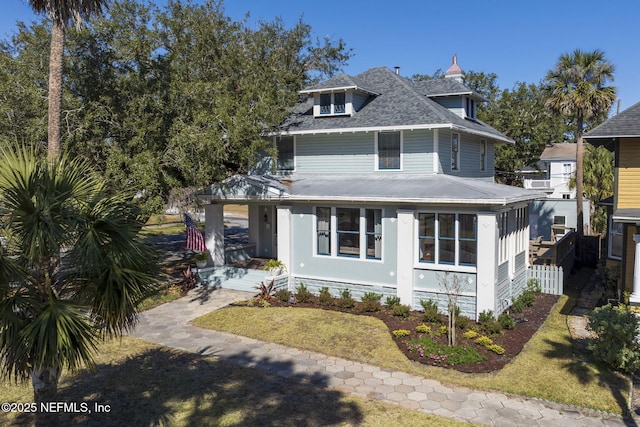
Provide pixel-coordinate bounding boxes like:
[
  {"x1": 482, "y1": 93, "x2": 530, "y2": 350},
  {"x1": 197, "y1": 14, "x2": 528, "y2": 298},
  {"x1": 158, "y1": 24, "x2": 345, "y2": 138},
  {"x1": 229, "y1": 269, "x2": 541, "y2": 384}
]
[
  {"x1": 384, "y1": 296, "x2": 401, "y2": 309},
  {"x1": 392, "y1": 304, "x2": 411, "y2": 318},
  {"x1": 275, "y1": 289, "x2": 292, "y2": 302},
  {"x1": 420, "y1": 299, "x2": 442, "y2": 323},
  {"x1": 361, "y1": 292, "x2": 383, "y2": 312},
  {"x1": 392, "y1": 329, "x2": 411, "y2": 338},
  {"x1": 455, "y1": 315, "x2": 472, "y2": 330},
  {"x1": 498, "y1": 313, "x2": 515, "y2": 330},
  {"x1": 336, "y1": 288, "x2": 356, "y2": 308},
  {"x1": 318, "y1": 287, "x2": 334, "y2": 306},
  {"x1": 438, "y1": 325, "x2": 448, "y2": 335},
  {"x1": 478, "y1": 310, "x2": 494, "y2": 324},
  {"x1": 587, "y1": 304, "x2": 640, "y2": 374},
  {"x1": 478, "y1": 310, "x2": 502, "y2": 335},
  {"x1": 295, "y1": 282, "x2": 313, "y2": 303}
]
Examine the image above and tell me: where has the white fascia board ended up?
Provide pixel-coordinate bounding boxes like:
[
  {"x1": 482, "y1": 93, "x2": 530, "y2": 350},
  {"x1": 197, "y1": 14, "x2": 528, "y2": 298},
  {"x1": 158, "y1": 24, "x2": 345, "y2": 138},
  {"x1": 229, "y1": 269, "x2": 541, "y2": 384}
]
[
  {"x1": 449, "y1": 124, "x2": 513, "y2": 144},
  {"x1": 299, "y1": 85, "x2": 380, "y2": 96},
  {"x1": 271, "y1": 123, "x2": 453, "y2": 137},
  {"x1": 284, "y1": 194, "x2": 541, "y2": 206}
]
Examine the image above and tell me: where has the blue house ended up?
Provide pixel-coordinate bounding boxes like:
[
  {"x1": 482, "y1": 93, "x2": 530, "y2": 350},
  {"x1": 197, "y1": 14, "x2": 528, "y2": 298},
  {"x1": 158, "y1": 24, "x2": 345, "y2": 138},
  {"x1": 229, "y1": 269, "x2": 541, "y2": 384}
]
[{"x1": 198, "y1": 57, "x2": 542, "y2": 319}]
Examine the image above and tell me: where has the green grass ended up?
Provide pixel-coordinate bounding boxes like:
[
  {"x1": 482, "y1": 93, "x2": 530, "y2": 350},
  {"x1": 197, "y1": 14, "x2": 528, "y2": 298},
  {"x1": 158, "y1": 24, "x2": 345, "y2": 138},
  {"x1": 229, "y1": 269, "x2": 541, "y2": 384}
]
[
  {"x1": 0, "y1": 337, "x2": 473, "y2": 427},
  {"x1": 193, "y1": 296, "x2": 629, "y2": 414}
]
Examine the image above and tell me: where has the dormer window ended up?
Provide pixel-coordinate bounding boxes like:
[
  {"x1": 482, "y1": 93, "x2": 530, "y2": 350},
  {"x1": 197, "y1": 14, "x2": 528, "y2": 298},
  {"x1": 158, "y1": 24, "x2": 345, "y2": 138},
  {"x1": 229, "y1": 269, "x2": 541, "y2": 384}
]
[
  {"x1": 465, "y1": 97, "x2": 476, "y2": 120},
  {"x1": 320, "y1": 92, "x2": 347, "y2": 116}
]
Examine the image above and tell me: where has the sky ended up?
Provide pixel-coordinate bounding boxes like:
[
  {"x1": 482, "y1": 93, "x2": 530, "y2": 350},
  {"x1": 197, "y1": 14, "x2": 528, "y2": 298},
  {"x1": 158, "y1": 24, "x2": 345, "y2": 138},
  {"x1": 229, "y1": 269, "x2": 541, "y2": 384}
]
[{"x1": 2, "y1": 0, "x2": 639, "y2": 112}]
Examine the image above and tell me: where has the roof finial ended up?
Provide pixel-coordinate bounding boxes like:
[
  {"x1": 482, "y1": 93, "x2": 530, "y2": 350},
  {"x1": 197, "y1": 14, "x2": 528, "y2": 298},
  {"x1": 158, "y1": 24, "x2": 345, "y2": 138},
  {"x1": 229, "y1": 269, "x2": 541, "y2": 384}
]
[{"x1": 445, "y1": 54, "x2": 464, "y2": 82}]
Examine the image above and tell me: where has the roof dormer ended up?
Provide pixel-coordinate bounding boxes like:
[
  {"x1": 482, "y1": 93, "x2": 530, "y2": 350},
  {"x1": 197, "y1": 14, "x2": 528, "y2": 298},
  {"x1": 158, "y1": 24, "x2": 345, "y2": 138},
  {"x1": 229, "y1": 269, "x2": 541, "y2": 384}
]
[{"x1": 300, "y1": 74, "x2": 379, "y2": 118}]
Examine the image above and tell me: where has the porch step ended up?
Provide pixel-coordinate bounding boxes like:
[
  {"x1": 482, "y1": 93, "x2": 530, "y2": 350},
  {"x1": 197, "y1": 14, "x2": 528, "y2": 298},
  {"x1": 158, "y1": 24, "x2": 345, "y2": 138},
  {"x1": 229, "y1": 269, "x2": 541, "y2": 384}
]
[{"x1": 195, "y1": 266, "x2": 267, "y2": 293}]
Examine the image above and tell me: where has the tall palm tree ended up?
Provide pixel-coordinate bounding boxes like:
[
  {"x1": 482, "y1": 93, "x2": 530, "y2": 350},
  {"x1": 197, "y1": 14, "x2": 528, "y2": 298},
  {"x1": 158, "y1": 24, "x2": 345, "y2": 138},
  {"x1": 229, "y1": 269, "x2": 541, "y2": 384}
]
[
  {"x1": 27, "y1": 0, "x2": 109, "y2": 160},
  {"x1": 544, "y1": 49, "x2": 616, "y2": 235},
  {"x1": 0, "y1": 145, "x2": 157, "y2": 422}
]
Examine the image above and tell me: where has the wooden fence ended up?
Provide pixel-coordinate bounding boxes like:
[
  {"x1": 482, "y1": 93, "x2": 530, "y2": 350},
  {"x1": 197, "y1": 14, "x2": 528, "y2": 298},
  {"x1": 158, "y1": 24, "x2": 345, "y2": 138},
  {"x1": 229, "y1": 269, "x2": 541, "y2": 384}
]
[{"x1": 528, "y1": 264, "x2": 563, "y2": 295}]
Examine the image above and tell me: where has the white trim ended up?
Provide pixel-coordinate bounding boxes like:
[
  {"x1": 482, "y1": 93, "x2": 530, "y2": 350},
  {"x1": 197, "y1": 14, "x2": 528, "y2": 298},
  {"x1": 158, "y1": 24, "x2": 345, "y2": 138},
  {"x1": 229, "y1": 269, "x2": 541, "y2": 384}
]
[
  {"x1": 433, "y1": 129, "x2": 440, "y2": 173},
  {"x1": 300, "y1": 85, "x2": 380, "y2": 96},
  {"x1": 415, "y1": 212, "x2": 477, "y2": 269},
  {"x1": 292, "y1": 273, "x2": 396, "y2": 289},
  {"x1": 375, "y1": 130, "x2": 403, "y2": 171}
]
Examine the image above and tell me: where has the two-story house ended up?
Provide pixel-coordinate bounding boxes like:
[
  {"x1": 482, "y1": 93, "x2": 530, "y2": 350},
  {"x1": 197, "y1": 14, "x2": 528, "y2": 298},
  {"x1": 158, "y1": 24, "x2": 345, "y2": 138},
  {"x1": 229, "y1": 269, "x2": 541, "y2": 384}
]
[
  {"x1": 526, "y1": 143, "x2": 590, "y2": 241},
  {"x1": 198, "y1": 58, "x2": 543, "y2": 319},
  {"x1": 585, "y1": 101, "x2": 640, "y2": 304}
]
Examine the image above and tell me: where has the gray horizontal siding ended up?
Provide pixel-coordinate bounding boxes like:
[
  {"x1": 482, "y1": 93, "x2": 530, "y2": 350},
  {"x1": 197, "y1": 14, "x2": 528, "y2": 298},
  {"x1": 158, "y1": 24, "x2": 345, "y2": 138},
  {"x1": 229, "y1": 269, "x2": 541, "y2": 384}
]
[
  {"x1": 403, "y1": 129, "x2": 434, "y2": 173},
  {"x1": 296, "y1": 133, "x2": 374, "y2": 173}
]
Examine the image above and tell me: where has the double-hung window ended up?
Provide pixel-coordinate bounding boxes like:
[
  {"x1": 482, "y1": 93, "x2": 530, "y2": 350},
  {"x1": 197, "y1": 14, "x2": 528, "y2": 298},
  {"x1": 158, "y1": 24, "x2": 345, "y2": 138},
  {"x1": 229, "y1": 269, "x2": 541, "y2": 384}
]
[
  {"x1": 319, "y1": 92, "x2": 346, "y2": 115},
  {"x1": 377, "y1": 131, "x2": 401, "y2": 170},
  {"x1": 315, "y1": 207, "x2": 383, "y2": 260},
  {"x1": 276, "y1": 136, "x2": 294, "y2": 171},
  {"x1": 609, "y1": 218, "x2": 623, "y2": 260},
  {"x1": 316, "y1": 207, "x2": 331, "y2": 255},
  {"x1": 365, "y1": 209, "x2": 382, "y2": 259},
  {"x1": 451, "y1": 133, "x2": 460, "y2": 171},
  {"x1": 337, "y1": 208, "x2": 360, "y2": 257},
  {"x1": 480, "y1": 139, "x2": 486, "y2": 171},
  {"x1": 418, "y1": 213, "x2": 476, "y2": 267}
]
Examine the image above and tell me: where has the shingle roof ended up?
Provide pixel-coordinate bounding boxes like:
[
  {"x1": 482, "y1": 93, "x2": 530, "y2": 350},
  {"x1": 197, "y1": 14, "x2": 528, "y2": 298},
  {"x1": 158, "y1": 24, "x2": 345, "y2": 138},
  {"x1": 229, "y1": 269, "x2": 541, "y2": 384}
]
[
  {"x1": 585, "y1": 101, "x2": 640, "y2": 138},
  {"x1": 282, "y1": 67, "x2": 511, "y2": 143},
  {"x1": 202, "y1": 173, "x2": 542, "y2": 206},
  {"x1": 539, "y1": 143, "x2": 577, "y2": 161}
]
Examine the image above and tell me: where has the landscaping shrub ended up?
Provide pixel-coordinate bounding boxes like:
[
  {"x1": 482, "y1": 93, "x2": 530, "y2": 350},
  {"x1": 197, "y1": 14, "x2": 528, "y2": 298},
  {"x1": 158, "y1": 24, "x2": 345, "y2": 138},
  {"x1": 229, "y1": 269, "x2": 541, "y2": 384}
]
[
  {"x1": 275, "y1": 288, "x2": 292, "y2": 303},
  {"x1": 361, "y1": 292, "x2": 383, "y2": 312},
  {"x1": 587, "y1": 304, "x2": 640, "y2": 374},
  {"x1": 255, "y1": 279, "x2": 275, "y2": 300},
  {"x1": 385, "y1": 296, "x2": 401, "y2": 309},
  {"x1": 499, "y1": 313, "x2": 515, "y2": 330},
  {"x1": 336, "y1": 288, "x2": 356, "y2": 308},
  {"x1": 455, "y1": 314, "x2": 472, "y2": 330},
  {"x1": 478, "y1": 310, "x2": 494, "y2": 323},
  {"x1": 295, "y1": 282, "x2": 313, "y2": 303},
  {"x1": 487, "y1": 344, "x2": 506, "y2": 355},
  {"x1": 392, "y1": 303, "x2": 411, "y2": 318},
  {"x1": 406, "y1": 336, "x2": 485, "y2": 365},
  {"x1": 475, "y1": 335, "x2": 493, "y2": 347},
  {"x1": 318, "y1": 287, "x2": 334, "y2": 306},
  {"x1": 420, "y1": 299, "x2": 442, "y2": 323},
  {"x1": 478, "y1": 310, "x2": 502, "y2": 335},
  {"x1": 463, "y1": 330, "x2": 478, "y2": 339},
  {"x1": 438, "y1": 325, "x2": 448, "y2": 335},
  {"x1": 392, "y1": 329, "x2": 410, "y2": 338},
  {"x1": 416, "y1": 324, "x2": 431, "y2": 334}
]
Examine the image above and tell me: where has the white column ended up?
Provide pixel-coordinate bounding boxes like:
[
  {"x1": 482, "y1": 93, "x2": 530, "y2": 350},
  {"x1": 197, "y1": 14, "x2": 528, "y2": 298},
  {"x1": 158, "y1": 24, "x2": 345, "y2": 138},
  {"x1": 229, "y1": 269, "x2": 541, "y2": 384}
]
[
  {"x1": 204, "y1": 204, "x2": 225, "y2": 267},
  {"x1": 276, "y1": 205, "x2": 292, "y2": 272},
  {"x1": 396, "y1": 210, "x2": 415, "y2": 306},
  {"x1": 476, "y1": 212, "x2": 498, "y2": 317},
  {"x1": 629, "y1": 234, "x2": 640, "y2": 304}
]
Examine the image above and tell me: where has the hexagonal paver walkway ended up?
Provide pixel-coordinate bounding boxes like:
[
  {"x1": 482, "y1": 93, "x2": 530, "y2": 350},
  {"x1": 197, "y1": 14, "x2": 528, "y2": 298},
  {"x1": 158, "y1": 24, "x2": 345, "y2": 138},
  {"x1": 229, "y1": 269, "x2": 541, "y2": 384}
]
[{"x1": 130, "y1": 287, "x2": 628, "y2": 427}]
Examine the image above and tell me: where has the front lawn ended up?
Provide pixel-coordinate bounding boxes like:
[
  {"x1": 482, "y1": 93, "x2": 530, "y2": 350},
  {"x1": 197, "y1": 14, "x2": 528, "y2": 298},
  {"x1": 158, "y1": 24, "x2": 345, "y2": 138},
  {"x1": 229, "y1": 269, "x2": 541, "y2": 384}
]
[
  {"x1": 193, "y1": 294, "x2": 629, "y2": 414},
  {"x1": 0, "y1": 337, "x2": 472, "y2": 427}
]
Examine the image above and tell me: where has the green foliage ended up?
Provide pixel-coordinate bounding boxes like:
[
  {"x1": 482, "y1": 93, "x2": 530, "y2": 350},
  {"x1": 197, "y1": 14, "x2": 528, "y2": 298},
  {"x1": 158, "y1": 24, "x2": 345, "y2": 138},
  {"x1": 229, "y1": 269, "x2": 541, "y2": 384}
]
[
  {"x1": 455, "y1": 314, "x2": 472, "y2": 330},
  {"x1": 438, "y1": 325, "x2": 448, "y2": 335},
  {"x1": 475, "y1": 336, "x2": 493, "y2": 346},
  {"x1": 527, "y1": 278, "x2": 541, "y2": 293},
  {"x1": 360, "y1": 292, "x2": 382, "y2": 312},
  {"x1": 478, "y1": 310, "x2": 502, "y2": 335},
  {"x1": 587, "y1": 304, "x2": 640, "y2": 374},
  {"x1": 487, "y1": 344, "x2": 506, "y2": 355},
  {"x1": 384, "y1": 296, "x2": 401, "y2": 309},
  {"x1": 274, "y1": 289, "x2": 291, "y2": 303},
  {"x1": 499, "y1": 313, "x2": 516, "y2": 330},
  {"x1": 463, "y1": 330, "x2": 478, "y2": 339},
  {"x1": 420, "y1": 299, "x2": 442, "y2": 323},
  {"x1": 318, "y1": 287, "x2": 334, "y2": 306},
  {"x1": 294, "y1": 282, "x2": 313, "y2": 303},
  {"x1": 0, "y1": 145, "x2": 158, "y2": 389},
  {"x1": 391, "y1": 304, "x2": 411, "y2": 318},
  {"x1": 336, "y1": 288, "x2": 356, "y2": 309},
  {"x1": 406, "y1": 336, "x2": 485, "y2": 365}
]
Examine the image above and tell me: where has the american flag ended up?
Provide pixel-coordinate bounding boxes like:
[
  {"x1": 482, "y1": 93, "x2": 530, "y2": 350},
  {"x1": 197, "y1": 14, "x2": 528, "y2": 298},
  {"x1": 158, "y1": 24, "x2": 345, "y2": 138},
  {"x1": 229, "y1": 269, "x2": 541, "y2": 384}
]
[{"x1": 184, "y1": 214, "x2": 206, "y2": 252}]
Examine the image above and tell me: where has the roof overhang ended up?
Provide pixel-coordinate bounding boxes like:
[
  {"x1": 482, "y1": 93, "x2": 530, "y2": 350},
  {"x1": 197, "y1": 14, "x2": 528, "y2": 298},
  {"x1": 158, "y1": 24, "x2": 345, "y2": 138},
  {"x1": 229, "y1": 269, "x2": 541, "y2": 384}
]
[
  {"x1": 612, "y1": 208, "x2": 640, "y2": 223},
  {"x1": 299, "y1": 85, "x2": 380, "y2": 96}
]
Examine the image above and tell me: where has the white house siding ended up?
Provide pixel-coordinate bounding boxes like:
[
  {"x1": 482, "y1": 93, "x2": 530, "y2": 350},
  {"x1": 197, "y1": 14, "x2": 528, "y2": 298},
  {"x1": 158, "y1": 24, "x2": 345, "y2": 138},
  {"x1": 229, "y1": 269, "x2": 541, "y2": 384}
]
[{"x1": 295, "y1": 133, "x2": 374, "y2": 174}]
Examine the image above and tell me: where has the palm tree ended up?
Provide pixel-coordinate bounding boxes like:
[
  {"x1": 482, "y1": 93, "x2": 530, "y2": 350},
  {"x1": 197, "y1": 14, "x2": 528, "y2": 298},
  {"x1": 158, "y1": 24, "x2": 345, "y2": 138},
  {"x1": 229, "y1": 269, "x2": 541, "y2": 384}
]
[
  {"x1": 27, "y1": 0, "x2": 109, "y2": 160},
  {"x1": 0, "y1": 145, "x2": 157, "y2": 421},
  {"x1": 544, "y1": 49, "x2": 616, "y2": 235}
]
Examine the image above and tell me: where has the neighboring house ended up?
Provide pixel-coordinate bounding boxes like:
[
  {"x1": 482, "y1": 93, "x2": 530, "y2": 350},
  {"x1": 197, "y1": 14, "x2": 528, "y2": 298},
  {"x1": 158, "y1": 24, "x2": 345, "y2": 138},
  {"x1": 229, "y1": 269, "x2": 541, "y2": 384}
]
[
  {"x1": 198, "y1": 58, "x2": 543, "y2": 319},
  {"x1": 525, "y1": 143, "x2": 590, "y2": 241},
  {"x1": 585, "y1": 101, "x2": 640, "y2": 303}
]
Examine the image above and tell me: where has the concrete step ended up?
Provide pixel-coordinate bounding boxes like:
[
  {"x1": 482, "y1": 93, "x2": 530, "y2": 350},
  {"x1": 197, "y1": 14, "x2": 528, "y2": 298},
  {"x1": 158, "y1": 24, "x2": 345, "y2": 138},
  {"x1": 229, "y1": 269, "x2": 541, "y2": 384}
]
[{"x1": 195, "y1": 266, "x2": 268, "y2": 293}]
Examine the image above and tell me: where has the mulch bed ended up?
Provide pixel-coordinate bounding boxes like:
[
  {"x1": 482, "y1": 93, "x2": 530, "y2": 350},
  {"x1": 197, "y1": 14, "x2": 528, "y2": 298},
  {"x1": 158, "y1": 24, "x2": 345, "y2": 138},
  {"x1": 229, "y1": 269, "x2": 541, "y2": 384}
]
[{"x1": 267, "y1": 293, "x2": 559, "y2": 373}]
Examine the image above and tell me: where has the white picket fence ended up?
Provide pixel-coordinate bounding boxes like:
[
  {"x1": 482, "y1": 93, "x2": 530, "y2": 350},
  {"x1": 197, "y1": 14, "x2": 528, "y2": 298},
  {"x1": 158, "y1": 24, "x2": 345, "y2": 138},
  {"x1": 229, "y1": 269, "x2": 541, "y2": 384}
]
[{"x1": 528, "y1": 265, "x2": 563, "y2": 295}]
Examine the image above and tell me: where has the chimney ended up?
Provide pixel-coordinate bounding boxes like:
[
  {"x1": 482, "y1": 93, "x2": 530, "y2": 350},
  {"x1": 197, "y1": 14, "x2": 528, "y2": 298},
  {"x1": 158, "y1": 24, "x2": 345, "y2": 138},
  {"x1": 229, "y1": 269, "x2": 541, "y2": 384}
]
[
  {"x1": 444, "y1": 55, "x2": 464, "y2": 82},
  {"x1": 394, "y1": 66, "x2": 400, "y2": 75}
]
